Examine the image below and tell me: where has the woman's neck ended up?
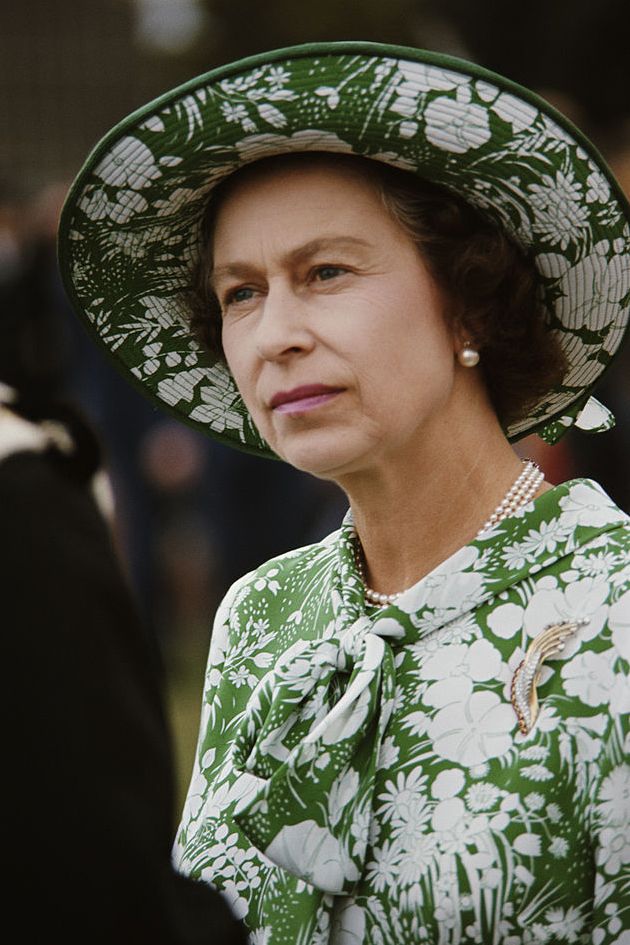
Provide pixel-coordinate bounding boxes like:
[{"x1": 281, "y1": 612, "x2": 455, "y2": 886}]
[{"x1": 338, "y1": 414, "x2": 548, "y2": 597}]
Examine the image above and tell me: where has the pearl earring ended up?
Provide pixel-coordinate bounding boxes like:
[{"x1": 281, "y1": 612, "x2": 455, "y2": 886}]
[{"x1": 458, "y1": 344, "x2": 480, "y2": 367}]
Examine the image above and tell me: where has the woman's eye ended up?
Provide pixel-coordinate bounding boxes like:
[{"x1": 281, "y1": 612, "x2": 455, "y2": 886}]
[
  {"x1": 313, "y1": 265, "x2": 347, "y2": 282},
  {"x1": 225, "y1": 286, "x2": 255, "y2": 306}
]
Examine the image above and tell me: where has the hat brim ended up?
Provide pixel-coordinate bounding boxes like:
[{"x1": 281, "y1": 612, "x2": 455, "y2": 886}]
[{"x1": 58, "y1": 41, "x2": 630, "y2": 458}]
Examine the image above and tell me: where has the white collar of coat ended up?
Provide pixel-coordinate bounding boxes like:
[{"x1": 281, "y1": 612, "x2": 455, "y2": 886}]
[{"x1": 335, "y1": 479, "x2": 629, "y2": 644}]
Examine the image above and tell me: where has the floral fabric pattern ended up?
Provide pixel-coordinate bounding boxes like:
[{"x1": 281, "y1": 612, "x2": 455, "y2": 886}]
[
  {"x1": 59, "y1": 45, "x2": 630, "y2": 455},
  {"x1": 175, "y1": 479, "x2": 630, "y2": 944}
]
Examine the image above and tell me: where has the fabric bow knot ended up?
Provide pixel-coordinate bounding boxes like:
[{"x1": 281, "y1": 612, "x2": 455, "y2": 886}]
[{"x1": 231, "y1": 612, "x2": 405, "y2": 894}]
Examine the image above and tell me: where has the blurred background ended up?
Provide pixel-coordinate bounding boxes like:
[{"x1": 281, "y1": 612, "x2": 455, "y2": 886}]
[{"x1": 2, "y1": 0, "x2": 630, "y2": 806}]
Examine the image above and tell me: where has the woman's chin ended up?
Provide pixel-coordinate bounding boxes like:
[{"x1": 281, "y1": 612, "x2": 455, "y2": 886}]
[{"x1": 271, "y1": 430, "x2": 371, "y2": 481}]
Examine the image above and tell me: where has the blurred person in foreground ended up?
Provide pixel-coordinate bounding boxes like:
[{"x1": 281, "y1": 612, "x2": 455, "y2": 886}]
[
  {"x1": 59, "y1": 45, "x2": 630, "y2": 943},
  {"x1": 1, "y1": 207, "x2": 245, "y2": 943}
]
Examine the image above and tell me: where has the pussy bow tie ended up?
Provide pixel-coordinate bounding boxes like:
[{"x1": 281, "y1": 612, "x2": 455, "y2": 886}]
[
  {"x1": 229, "y1": 513, "x2": 490, "y2": 896},
  {"x1": 231, "y1": 608, "x2": 408, "y2": 895}
]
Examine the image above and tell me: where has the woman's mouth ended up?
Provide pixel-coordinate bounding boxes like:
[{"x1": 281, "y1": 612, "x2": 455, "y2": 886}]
[{"x1": 270, "y1": 385, "x2": 345, "y2": 415}]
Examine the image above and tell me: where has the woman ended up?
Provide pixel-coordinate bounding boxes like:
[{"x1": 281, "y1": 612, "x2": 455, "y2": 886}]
[{"x1": 59, "y1": 44, "x2": 630, "y2": 944}]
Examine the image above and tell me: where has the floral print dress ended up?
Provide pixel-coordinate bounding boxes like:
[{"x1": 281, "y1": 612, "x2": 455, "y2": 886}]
[{"x1": 175, "y1": 479, "x2": 630, "y2": 944}]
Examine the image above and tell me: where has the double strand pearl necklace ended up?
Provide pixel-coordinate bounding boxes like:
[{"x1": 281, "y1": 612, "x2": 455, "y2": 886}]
[{"x1": 353, "y1": 459, "x2": 544, "y2": 608}]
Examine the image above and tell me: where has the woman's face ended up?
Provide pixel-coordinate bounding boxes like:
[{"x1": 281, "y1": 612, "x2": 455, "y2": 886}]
[{"x1": 211, "y1": 157, "x2": 461, "y2": 480}]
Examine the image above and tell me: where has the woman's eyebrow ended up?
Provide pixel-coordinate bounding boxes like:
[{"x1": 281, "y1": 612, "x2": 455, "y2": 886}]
[
  {"x1": 210, "y1": 236, "x2": 372, "y2": 289},
  {"x1": 288, "y1": 235, "x2": 373, "y2": 263},
  {"x1": 209, "y1": 262, "x2": 256, "y2": 291}
]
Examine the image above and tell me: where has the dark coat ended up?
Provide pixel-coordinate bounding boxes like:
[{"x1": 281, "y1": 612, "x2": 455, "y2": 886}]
[{"x1": 2, "y1": 397, "x2": 246, "y2": 945}]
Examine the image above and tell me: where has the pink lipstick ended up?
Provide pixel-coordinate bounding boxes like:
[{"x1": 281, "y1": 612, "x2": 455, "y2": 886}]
[{"x1": 270, "y1": 384, "x2": 344, "y2": 415}]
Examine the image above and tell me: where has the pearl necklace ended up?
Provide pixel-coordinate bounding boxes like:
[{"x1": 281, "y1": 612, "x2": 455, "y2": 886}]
[
  {"x1": 476, "y1": 459, "x2": 544, "y2": 534},
  {"x1": 353, "y1": 460, "x2": 543, "y2": 608}
]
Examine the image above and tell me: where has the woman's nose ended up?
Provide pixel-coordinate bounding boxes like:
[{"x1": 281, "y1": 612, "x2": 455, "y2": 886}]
[{"x1": 255, "y1": 285, "x2": 315, "y2": 362}]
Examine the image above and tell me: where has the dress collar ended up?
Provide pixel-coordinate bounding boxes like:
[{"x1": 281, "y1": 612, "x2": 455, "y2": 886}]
[{"x1": 335, "y1": 478, "x2": 628, "y2": 644}]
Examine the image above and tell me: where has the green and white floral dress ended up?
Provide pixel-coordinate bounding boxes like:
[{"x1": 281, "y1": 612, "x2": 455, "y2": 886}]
[{"x1": 175, "y1": 479, "x2": 630, "y2": 944}]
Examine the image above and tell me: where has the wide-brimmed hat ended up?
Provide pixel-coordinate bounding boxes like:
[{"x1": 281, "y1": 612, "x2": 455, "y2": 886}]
[{"x1": 58, "y1": 41, "x2": 630, "y2": 457}]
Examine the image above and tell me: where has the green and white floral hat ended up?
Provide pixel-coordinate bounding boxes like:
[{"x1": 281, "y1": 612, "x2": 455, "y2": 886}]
[{"x1": 58, "y1": 42, "x2": 630, "y2": 457}]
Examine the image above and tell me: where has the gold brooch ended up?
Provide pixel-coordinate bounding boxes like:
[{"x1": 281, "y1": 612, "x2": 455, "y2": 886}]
[{"x1": 511, "y1": 618, "x2": 589, "y2": 735}]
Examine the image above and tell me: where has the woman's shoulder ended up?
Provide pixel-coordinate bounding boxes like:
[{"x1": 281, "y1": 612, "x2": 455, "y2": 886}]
[
  {"x1": 551, "y1": 477, "x2": 630, "y2": 557},
  {"x1": 573, "y1": 479, "x2": 630, "y2": 565},
  {"x1": 214, "y1": 523, "x2": 344, "y2": 627},
  {"x1": 205, "y1": 525, "x2": 344, "y2": 683},
  {"x1": 229, "y1": 526, "x2": 343, "y2": 595}
]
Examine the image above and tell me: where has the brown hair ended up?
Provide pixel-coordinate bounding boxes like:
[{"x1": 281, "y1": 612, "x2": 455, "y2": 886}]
[{"x1": 189, "y1": 153, "x2": 567, "y2": 429}]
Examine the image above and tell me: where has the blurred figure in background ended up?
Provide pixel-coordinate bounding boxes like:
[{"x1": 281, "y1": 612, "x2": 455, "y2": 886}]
[{"x1": 1, "y1": 186, "x2": 247, "y2": 944}]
